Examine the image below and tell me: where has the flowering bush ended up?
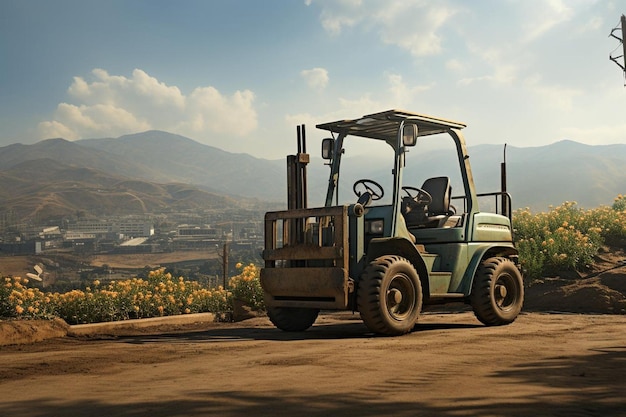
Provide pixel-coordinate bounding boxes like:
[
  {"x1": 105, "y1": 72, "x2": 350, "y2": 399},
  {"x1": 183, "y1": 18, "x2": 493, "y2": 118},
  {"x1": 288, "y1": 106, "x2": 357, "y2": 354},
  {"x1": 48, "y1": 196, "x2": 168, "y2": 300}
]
[
  {"x1": 1, "y1": 276, "x2": 55, "y2": 319},
  {"x1": 613, "y1": 194, "x2": 626, "y2": 212},
  {"x1": 513, "y1": 198, "x2": 626, "y2": 281},
  {"x1": 229, "y1": 263, "x2": 264, "y2": 311},
  {"x1": 1, "y1": 269, "x2": 233, "y2": 324}
]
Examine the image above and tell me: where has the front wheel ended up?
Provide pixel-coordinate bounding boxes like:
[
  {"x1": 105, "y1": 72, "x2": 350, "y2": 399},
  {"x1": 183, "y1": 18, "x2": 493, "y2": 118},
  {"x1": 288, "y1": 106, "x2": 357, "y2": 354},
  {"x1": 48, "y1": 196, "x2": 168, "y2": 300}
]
[
  {"x1": 267, "y1": 307, "x2": 320, "y2": 332},
  {"x1": 470, "y1": 257, "x2": 524, "y2": 326},
  {"x1": 358, "y1": 255, "x2": 422, "y2": 336}
]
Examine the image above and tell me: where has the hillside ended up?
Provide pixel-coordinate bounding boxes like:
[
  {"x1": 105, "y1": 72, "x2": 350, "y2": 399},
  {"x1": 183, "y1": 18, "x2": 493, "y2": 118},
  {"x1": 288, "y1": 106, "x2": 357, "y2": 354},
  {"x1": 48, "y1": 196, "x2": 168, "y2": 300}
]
[
  {"x1": 77, "y1": 131, "x2": 286, "y2": 199},
  {"x1": 0, "y1": 159, "x2": 240, "y2": 220},
  {"x1": 87, "y1": 133, "x2": 624, "y2": 210},
  {"x1": 0, "y1": 131, "x2": 625, "y2": 221},
  {"x1": 470, "y1": 140, "x2": 626, "y2": 210}
]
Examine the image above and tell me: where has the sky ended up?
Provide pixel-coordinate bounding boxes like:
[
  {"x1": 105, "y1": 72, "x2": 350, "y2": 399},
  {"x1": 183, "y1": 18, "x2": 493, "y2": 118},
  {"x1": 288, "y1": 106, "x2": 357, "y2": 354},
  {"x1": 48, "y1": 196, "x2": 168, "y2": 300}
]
[{"x1": 1, "y1": 0, "x2": 625, "y2": 159}]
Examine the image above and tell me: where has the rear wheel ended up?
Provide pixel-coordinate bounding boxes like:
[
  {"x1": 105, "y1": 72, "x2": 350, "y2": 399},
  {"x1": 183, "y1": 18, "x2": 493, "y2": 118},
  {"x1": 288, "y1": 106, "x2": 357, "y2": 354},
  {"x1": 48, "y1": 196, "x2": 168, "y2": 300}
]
[
  {"x1": 358, "y1": 255, "x2": 422, "y2": 336},
  {"x1": 470, "y1": 257, "x2": 524, "y2": 326},
  {"x1": 267, "y1": 307, "x2": 320, "y2": 332}
]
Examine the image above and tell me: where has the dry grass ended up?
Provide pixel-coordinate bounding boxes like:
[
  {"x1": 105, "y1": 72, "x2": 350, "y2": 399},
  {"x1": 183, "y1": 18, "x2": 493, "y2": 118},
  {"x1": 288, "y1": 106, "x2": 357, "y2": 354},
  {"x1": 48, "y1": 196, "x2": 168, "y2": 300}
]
[
  {"x1": 0, "y1": 257, "x2": 31, "y2": 278},
  {"x1": 90, "y1": 251, "x2": 219, "y2": 268},
  {"x1": 0, "y1": 250, "x2": 219, "y2": 278}
]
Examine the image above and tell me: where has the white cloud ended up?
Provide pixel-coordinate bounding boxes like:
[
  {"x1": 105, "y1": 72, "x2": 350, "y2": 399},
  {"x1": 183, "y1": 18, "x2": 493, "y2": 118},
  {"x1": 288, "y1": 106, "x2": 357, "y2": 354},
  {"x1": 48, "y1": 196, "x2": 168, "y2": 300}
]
[
  {"x1": 285, "y1": 97, "x2": 379, "y2": 135},
  {"x1": 520, "y1": 0, "x2": 575, "y2": 43},
  {"x1": 301, "y1": 67, "x2": 329, "y2": 90},
  {"x1": 457, "y1": 43, "x2": 519, "y2": 86},
  {"x1": 524, "y1": 75, "x2": 583, "y2": 111},
  {"x1": 179, "y1": 87, "x2": 257, "y2": 136},
  {"x1": 308, "y1": 0, "x2": 363, "y2": 35},
  {"x1": 577, "y1": 16, "x2": 603, "y2": 33},
  {"x1": 38, "y1": 68, "x2": 258, "y2": 146},
  {"x1": 37, "y1": 120, "x2": 77, "y2": 140},
  {"x1": 286, "y1": 72, "x2": 431, "y2": 135},
  {"x1": 374, "y1": 2, "x2": 458, "y2": 56},
  {"x1": 284, "y1": 112, "x2": 321, "y2": 132},
  {"x1": 308, "y1": 0, "x2": 459, "y2": 56},
  {"x1": 386, "y1": 73, "x2": 433, "y2": 107},
  {"x1": 445, "y1": 59, "x2": 465, "y2": 72}
]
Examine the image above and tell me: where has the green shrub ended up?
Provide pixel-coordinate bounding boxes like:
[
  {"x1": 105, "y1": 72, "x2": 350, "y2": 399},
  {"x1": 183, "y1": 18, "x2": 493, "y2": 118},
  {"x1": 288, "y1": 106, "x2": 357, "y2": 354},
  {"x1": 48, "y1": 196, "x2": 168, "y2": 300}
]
[
  {"x1": 513, "y1": 198, "x2": 626, "y2": 281},
  {"x1": 229, "y1": 263, "x2": 265, "y2": 311}
]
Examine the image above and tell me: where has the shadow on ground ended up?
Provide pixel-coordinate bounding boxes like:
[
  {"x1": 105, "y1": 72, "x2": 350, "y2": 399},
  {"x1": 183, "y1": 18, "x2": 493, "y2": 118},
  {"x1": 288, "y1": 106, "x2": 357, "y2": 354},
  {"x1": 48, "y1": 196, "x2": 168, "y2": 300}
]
[
  {"x1": 3, "y1": 345, "x2": 626, "y2": 417},
  {"x1": 118, "y1": 315, "x2": 483, "y2": 345}
]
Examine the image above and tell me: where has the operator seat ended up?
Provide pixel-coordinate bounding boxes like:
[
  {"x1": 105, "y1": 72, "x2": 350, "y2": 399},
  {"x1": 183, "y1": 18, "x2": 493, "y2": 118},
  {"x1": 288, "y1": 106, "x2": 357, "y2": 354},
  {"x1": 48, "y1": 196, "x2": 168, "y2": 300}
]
[
  {"x1": 403, "y1": 177, "x2": 458, "y2": 228},
  {"x1": 422, "y1": 176, "x2": 452, "y2": 222}
]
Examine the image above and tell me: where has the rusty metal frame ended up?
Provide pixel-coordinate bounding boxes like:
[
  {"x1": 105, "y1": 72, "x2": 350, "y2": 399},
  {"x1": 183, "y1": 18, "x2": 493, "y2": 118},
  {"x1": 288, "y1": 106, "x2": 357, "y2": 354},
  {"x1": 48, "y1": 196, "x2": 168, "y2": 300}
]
[
  {"x1": 263, "y1": 206, "x2": 349, "y2": 268},
  {"x1": 316, "y1": 109, "x2": 466, "y2": 141},
  {"x1": 261, "y1": 206, "x2": 352, "y2": 309}
]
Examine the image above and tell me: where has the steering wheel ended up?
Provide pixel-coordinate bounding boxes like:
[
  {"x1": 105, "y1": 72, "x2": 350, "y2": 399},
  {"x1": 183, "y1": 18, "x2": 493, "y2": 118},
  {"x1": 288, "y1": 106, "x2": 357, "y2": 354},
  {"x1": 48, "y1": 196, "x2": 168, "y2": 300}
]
[
  {"x1": 401, "y1": 186, "x2": 432, "y2": 205},
  {"x1": 353, "y1": 179, "x2": 384, "y2": 204}
]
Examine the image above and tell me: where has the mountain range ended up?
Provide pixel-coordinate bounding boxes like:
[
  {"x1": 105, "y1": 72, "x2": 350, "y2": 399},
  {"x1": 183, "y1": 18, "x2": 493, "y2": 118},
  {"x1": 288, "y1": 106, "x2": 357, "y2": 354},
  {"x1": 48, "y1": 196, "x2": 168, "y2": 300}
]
[{"x1": 0, "y1": 130, "x2": 624, "y2": 222}]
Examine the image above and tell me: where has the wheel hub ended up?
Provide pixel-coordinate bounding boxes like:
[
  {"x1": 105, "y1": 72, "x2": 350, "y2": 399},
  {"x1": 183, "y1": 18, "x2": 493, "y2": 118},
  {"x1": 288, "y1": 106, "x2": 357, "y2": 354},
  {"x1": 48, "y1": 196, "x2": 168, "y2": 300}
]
[
  {"x1": 387, "y1": 288, "x2": 403, "y2": 306},
  {"x1": 496, "y1": 284, "x2": 507, "y2": 299}
]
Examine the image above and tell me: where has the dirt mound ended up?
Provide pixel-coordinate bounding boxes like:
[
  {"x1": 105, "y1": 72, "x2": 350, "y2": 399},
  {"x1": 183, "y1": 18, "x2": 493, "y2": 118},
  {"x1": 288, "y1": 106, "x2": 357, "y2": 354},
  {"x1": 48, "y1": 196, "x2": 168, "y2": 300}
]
[
  {"x1": 524, "y1": 275, "x2": 626, "y2": 314},
  {"x1": 600, "y1": 270, "x2": 626, "y2": 294},
  {"x1": 524, "y1": 246, "x2": 626, "y2": 314},
  {"x1": 0, "y1": 318, "x2": 69, "y2": 346}
]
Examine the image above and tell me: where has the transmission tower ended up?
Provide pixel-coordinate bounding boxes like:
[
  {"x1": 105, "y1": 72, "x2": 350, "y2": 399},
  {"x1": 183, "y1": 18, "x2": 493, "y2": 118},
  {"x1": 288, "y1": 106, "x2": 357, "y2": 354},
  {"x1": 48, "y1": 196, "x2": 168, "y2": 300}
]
[{"x1": 609, "y1": 14, "x2": 626, "y2": 85}]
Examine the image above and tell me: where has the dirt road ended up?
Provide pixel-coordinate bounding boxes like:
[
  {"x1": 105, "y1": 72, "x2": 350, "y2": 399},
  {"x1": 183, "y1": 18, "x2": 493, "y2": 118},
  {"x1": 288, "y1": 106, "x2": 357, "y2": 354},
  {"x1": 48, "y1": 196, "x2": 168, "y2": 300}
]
[{"x1": 1, "y1": 311, "x2": 626, "y2": 417}]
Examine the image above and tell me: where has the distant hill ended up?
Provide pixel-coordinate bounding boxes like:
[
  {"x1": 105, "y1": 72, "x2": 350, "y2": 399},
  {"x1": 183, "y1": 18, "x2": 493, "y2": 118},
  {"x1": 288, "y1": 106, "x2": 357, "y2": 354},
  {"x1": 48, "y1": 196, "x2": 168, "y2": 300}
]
[
  {"x1": 466, "y1": 140, "x2": 626, "y2": 210},
  {"x1": 0, "y1": 131, "x2": 624, "y2": 222},
  {"x1": 370, "y1": 139, "x2": 626, "y2": 211},
  {"x1": 77, "y1": 131, "x2": 286, "y2": 199},
  {"x1": 0, "y1": 138, "x2": 162, "y2": 181},
  {"x1": 0, "y1": 159, "x2": 241, "y2": 221}
]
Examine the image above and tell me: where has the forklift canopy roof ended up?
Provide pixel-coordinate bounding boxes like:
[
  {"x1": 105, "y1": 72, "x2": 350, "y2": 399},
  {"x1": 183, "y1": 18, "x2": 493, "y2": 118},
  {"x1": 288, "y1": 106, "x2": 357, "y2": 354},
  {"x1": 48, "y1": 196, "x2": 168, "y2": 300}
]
[{"x1": 316, "y1": 109, "x2": 466, "y2": 141}]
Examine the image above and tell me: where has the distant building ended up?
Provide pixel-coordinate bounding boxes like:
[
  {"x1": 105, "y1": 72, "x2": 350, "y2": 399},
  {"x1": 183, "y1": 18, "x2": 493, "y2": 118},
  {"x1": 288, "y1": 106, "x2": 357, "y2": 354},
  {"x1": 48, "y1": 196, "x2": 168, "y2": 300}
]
[
  {"x1": 117, "y1": 221, "x2": 154, "y2": 238},
  {"x1": 177, "y1": 225, "x2": 218, "y2": 237},
  {"x1": 40, "y1": 226, "x2": 62, "y2": 239},
  {"x1": 67, "y1": 221, "x2": 111, "y2": 235},
  {"x1": 64, "y1": 232, "x2": 97, "y2": 241},
  {"x1": 173, "y1": 225, "x2": 221, "y2": 250},
  {"x1": 0, "y1": 241, "x2": 41, "y2": 255},
  {"x1": 67, "y1": 219, "x2": 154, "y2": 238}
]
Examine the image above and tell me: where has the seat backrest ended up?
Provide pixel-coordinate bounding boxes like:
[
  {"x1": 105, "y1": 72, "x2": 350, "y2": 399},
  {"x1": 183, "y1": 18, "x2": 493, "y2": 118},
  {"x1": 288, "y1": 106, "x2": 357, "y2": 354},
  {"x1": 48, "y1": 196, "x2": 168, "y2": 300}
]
[{"x1": 421, "y1": 176, "x2": 450, "y2": 216}]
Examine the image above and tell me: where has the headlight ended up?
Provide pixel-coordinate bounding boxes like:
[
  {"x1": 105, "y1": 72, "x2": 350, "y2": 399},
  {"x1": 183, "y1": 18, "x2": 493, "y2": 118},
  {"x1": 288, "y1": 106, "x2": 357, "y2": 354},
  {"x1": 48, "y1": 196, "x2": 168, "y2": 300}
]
[{"x1": 366, "y1": 220, "x2": 384, "y2": 234}]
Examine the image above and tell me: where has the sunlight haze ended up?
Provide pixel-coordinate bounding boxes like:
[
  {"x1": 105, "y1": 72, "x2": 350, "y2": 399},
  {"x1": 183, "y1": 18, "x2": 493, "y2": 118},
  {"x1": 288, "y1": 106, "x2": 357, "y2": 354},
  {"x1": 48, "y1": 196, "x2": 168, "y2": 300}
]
[{"x1": 1, "y1": 0, "x2": 624, "y2": 159}]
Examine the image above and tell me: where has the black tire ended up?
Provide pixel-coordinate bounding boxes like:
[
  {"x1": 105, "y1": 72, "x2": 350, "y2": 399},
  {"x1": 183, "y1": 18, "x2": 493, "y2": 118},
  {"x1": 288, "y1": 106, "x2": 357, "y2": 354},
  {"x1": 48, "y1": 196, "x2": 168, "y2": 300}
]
[
  {"x1": 266, "y1": 307, "x2": 320, "y2": 332},
  {"x1": 358, "y1": 255, "x2": 422, "y2": 336},
  {"x1": 470, "y1": 257, "x2": 524, "y2": 326}
]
